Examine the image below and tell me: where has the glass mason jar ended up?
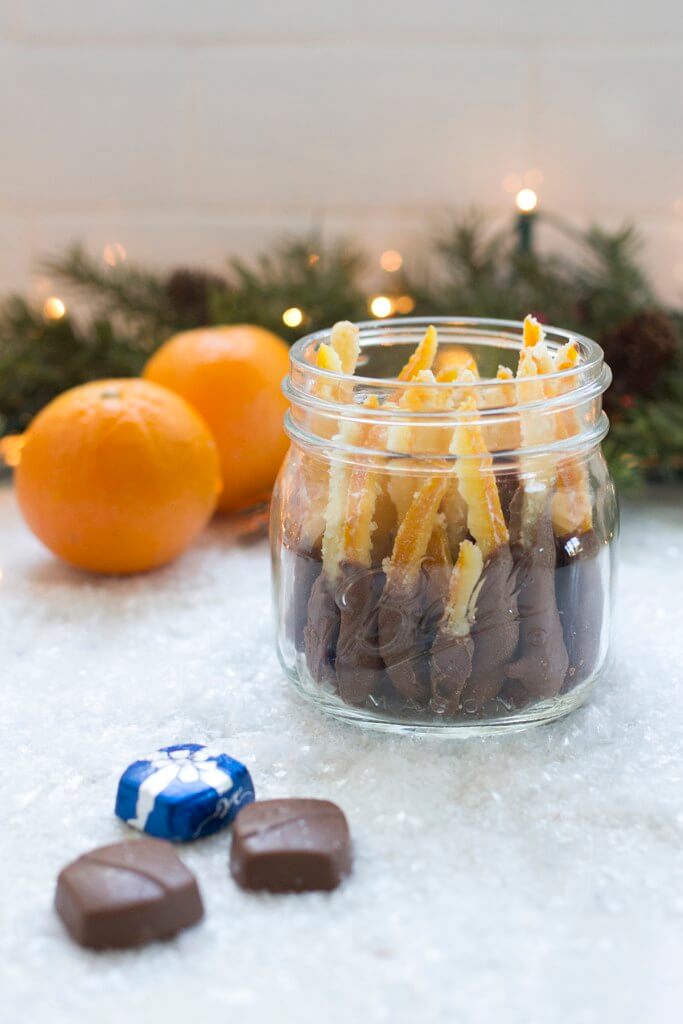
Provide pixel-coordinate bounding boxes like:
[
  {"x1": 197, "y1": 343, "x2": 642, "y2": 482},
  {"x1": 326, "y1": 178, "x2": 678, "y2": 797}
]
[{"x1": 271, "y1": 318, "x2": 618, "y2": 735}]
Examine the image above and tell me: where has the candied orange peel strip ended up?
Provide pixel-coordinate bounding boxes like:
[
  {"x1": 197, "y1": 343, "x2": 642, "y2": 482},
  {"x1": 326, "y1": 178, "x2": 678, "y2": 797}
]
[
  {"x1": 555, "y1": 340, "x2": 579, "y2": 374},
  {"x1": 383, "y1": 475, "x2": 448, "y2": 593},
  {"x1": 479, "y1": 364, "x2": 520, "y2": 453},
  {"x1": 441, "y1": 477, "x2": 469, "y2": 557},
  {"x1": 514, "y1": 347, "x2": 558, "y2": 542},
  {"x1": 550, "y1": 339, "x2": 593, "y2": 534},
  {"x1": 302, "y1": 324, "x2": 362, "y2": 545},
  {"x1": 321, "y1": 394, "x2": 380, "y2": 579},
  {"x1": 388, "y1": 369, "x2": 453, "y2": 456},
  {"x1": 552, "y1": 455, "x2": 592, "y2": 535},
  {"x1": 426, "y1": 513, "x2": 453, "y2": 569},
  {"x1": 398, "y1": 324, "x2": 438, "y2": 381},
  {"x1": 386, "y1": 361, "x2": 464, "y2": 537},
  {"x1": 436, "y1": 356, "x2": 479, "y2": 383},
  {"x1": 342, "y1": 411, "x2": 389, "y2": 568},
  {"x1": 330, "y1": 320, "x2": 360, "y2": 374},
  {"x1": 523, "y1": 314, "x2": 544, "y2": 348},
  {"x1": 450, "y1": 395, "x2": 508, "y2": 559},
  {"x1": 525, "y1": 331, "x2": 592, "y2": 534},
  {"x1": 388, "y1": 474, "x2": 417, "y2": 523},
  {"x1": 316, "y1": 343, "x2": 343, "y2": 373},
  {"x1": 516, "y1": 347, "x2": 557, "y2": 450},
  {"x1": 516, "y1": 318, "x2": 593, "y2": 536},
  {"x1": 342, "y1": 464, "x2": 381, "y2": 568},
  {"x1": 442, "y1": 539, "x2": 484, "y2": 637},
  {"x1": 528, "y1": 340, "x2": 554, "y2": 377},
  {"x1": 435, "y1": 344, "x2": 479, "y2": 380}
]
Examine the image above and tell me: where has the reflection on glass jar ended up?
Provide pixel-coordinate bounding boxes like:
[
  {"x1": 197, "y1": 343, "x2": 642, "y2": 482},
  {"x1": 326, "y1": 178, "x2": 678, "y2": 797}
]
[{"x1": 271, "y1": 317, "x2": 618, "y2": 735}]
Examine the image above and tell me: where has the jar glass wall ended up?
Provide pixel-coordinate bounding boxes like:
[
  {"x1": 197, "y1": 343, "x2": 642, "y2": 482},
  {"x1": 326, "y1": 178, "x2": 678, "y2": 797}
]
[{"x1": 271, "y1": 318, "x2": 618, "y2": 735}]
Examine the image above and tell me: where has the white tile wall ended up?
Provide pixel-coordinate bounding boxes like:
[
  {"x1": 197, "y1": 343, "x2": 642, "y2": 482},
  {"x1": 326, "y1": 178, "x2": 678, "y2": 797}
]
[
  {"x1": 187, "y1": 45, "x2": 527, "y2": 208},
  {"x1": 1, "y1": 2, "x2": 682, "y2": 303},
  {"x1": 536, "y1": 48, "x2": 683, "y2": 215}
]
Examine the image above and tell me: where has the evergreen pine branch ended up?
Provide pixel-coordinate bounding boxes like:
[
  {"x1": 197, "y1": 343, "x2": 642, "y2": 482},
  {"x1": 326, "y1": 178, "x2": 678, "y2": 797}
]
[
  {"x1": 0, "y1": 219, "x2": 680, "y2": 488},
  {"x1": 0, "y1": 295, "x2": 146, "y2": 434},
  {"x1": 211, "y1": 235, "x2": 368, "y2": 340},
  {"x1": 43, "y1": 244, "x2": 176, "y2": 335}
]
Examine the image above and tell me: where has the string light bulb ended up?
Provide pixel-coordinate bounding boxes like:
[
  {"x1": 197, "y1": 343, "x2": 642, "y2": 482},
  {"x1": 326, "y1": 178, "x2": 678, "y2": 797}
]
[
  {"x1": 379, "y1": 249, "x2": 403, "y2": 273},
  {"x1": 370, "y1": 295, "x2": 393, "y2": 318},
  {"x1": 395, "y1": 295, "x2": 415, "y2": 314},
  {"x1": 103, "y1": 242, "x2": 127, "y2": 266},
  {"x1": 282, "y1": 306, "x2": 304, "y2": 328},
  {"x1": 515, "y1": 188, "x2": 538, "y2": 213},
  {"x1": 43, "y1": 296, "x2": 66, "y2": 320}
]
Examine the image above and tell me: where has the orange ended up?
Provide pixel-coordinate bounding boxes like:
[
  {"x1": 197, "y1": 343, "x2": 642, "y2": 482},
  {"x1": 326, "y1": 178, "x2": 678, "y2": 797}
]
[
  {"x1": 14, "y1": 379, "x2": 221, "y2": 575},
  {"x1": 143, "y1": 325, "x2": 290, "y2": 512}
]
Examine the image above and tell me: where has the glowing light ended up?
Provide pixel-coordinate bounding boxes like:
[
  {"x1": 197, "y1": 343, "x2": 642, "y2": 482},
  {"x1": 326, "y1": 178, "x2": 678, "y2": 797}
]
[
  {"x1": 369, "y1": 295, "x2": 393, "y2": 318},
  {"x1": 308, "y1": 253, "x2": 320, "y2": 266},
  {"x1": 516, "y1": 188, "x2": 538, "y2": 213},
  {"x1": 0, "y1": 433, "x2": 26, "y2": 468},
  {"x1": 380, "y1": 249, "x2": 403, "y2": 273},
  {"x1": 103, "y1": 242, "x2": 127, "y2": 266},
  {"x1": 282, "y1": 306, "x2": 304, "y2": 328},
  {"x1": 43, "y1": 296, "x2": 66, "y2": 320},
  {"x1": 395, "y1": 294, "x2": 415, "y2": 314}
]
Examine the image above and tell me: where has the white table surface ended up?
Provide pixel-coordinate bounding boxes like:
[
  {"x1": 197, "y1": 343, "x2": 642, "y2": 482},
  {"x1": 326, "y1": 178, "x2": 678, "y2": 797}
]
[{"x1": 1, "y1": 481, "x2": 682, "y2": 1024}]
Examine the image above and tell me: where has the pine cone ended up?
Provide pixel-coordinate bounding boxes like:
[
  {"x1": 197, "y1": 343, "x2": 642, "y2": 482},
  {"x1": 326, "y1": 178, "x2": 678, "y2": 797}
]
[
  {"x1": 600, "y1": 309, "x2": 679, "y2": 401},
  {"x1": 165, "y1": 268, "x2": 226, "y2": 326}
]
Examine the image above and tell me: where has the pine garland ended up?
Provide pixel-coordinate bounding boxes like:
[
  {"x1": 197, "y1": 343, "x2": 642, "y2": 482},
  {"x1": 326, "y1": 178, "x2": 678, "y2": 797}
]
[{"x1": 1, "y1": 216, "x2": 681, "y2": 486}]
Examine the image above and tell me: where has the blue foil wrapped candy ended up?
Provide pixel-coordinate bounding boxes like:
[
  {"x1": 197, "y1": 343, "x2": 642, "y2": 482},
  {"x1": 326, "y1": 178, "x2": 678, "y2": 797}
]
[{"x1": 115, "y1": 743, "x2": 255, "y2": 842}]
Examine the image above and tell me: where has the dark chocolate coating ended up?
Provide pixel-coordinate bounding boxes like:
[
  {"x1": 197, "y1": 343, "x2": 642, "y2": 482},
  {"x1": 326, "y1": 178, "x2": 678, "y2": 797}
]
[
  {"x1": 377, "y1": 554, "x2": 451, "y2": 704},
  {"x1": 556, "y1": 529, "x2": 604, "y2": 692},
  {"x1": 461, "y1": 544, "x2": 519, "y2": 709},
  {"x1": 304, "y1": 571, "x2": 341, "y2": 689},
  {"x1": 54, "y1": 839, "x2": 203, "y2": 950},
  {"x1": 430, "y1": 631, "x2": 474, "y2": 714},
  {"x1": 335, "y1": 563, "x2": 386, "y2": 705},
  {"x1": 506, "y1": 500, "x2": 569, "y2": 702},
  {"x1": 289, "y1": 544, "x2": 323, "y2": 653},
  {"x1": 376, "y1": 585, "x2": 426, "y2": 702},
  {"x1": 230, "y1": 798, "x2": 352, "y2": 893}
]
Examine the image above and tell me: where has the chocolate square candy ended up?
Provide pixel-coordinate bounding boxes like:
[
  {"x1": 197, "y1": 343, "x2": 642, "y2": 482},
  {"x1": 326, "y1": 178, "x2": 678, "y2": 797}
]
[
  {"x1": 230, "y1": 798, "x2": 352, "y2": 893},
  {"x1": 55, "y1": 838, "x2": 204, "y2": 950},
  {"x1": 115, "y1": 743, "x2": 255, "y2": 842}
]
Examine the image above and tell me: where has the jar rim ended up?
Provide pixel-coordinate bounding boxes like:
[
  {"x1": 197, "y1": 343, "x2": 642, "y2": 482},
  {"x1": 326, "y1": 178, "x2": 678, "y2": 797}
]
[
  {"x1": 289, "y1": 316, "x2": 605, "y2": 392},
  {"x1": 284, "y1": 316, "x2": 611, "y2": 461}
]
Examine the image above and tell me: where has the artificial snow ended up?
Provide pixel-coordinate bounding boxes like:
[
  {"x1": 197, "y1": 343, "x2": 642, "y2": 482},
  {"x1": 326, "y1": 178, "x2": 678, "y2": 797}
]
[{"x1": 1, "y1": 484, "x2": 682, "y2": 1024}]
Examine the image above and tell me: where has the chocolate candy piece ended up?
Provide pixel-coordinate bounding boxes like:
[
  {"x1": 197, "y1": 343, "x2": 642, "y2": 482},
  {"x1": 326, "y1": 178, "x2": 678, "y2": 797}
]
[
  {"x1": 462, "y1": 544, "x2": 519, "y2": 709},
  {"x1": 335, "y1": 562, "x2": 386, "y2": 705},
  {"x1": 55, "y1": 839, "x2": 203, "y2": 949},
  {"x1": 555, "y1": 529, "x2": 604, "y2": 691},
  {"x1": 115, "y1": 743, "x2": 255, "y2": 842},
  {"x1": 230, "y1": 799, "x2": 352, "y2": 893},
  {"x1": 506, "y1": 500, "x2": 569, "y2": 702}
]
